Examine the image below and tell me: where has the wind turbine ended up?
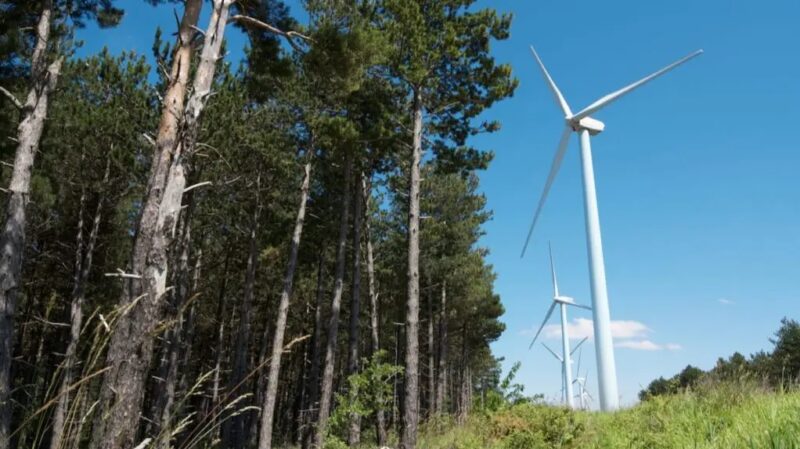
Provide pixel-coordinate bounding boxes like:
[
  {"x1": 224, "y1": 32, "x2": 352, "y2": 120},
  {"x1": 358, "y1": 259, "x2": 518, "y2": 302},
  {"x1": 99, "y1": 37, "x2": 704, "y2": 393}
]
[
  {"x1": 572, "y1": 346, "x2": 593, "y2": 409},
  {"x1": 521, "y1": 45, "x2": 703, "y2": 411},
  {"x1": 529, "y1": 244, "x2": 591, "y2": 408},
  {"x1": 542, "y1": 336, "x2": 588, "y2": 406}
]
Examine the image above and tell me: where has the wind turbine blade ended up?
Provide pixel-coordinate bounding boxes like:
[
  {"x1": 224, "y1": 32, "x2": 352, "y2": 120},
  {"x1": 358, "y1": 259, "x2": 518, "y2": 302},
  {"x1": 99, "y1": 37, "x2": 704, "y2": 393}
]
[
  {"x1": 571, "y1": 337, "x2": 588, "y2": 356},
  {"x1": 572, "y1": 49, "x2": 704, "y2": 120},
  {"x1": 521, "y1": 127, "x2": 572, "y2": 257},
  {"x1": 549, "y1": 242, "x2": 559, "y2": 298},
  {"x1": 541, "y1": 342, "x2": 563, "y2": 362},
  {"x1": 529, "y1": 302, "x2": 557, "y2": 349},
  {"x1": 529, "y1": 46, "x2": 573, "y2": 117},
  {"x1": 569, "y1": 302, "x2": 593, "y2": 311}
]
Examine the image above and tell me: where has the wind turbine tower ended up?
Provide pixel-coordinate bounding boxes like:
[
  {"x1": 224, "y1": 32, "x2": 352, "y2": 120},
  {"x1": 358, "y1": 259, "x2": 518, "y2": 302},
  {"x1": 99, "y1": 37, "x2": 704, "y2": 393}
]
[{"x1": 521, "y1": 46, "x2": 703, "y2": 410}]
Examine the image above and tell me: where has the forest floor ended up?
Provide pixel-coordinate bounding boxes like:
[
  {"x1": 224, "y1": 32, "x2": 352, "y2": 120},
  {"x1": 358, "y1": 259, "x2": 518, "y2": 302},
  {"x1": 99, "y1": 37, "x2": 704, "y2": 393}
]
[{"x1": 415, "y1": 383, "x2": 800, "y2": 449}]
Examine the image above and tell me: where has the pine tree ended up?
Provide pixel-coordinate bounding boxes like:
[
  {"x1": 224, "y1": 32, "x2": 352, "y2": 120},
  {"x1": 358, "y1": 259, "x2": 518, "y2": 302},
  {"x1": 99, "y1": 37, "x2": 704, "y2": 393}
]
[{"x1": 376, "y1": 1, "x2": 516, "y2": 446}]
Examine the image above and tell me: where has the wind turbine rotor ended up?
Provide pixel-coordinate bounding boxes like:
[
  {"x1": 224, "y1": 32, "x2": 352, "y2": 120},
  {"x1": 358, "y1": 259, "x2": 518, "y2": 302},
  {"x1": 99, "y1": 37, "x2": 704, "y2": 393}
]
[
  {"x1": 529, "y1": 46, "x2": 573, "y2": 118},
  {"x1": 571, "y1": 49, "x2": 704, "y2": 121},
  {"x1": 541, "y1": 342, "x2": 563, "y2": 362},
  {"x1": 528, "y1": 301, "x2": 557, "y2": 349},
  {"x1": 521, "y1": 126, "x2": 572, "y2": 257}
]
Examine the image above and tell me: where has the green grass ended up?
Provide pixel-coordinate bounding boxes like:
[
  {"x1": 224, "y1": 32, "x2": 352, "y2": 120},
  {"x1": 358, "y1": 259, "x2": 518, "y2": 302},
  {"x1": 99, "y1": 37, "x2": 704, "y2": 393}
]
[{"x1": 418, "y1": 384, "x2": 800, "y2": 449}]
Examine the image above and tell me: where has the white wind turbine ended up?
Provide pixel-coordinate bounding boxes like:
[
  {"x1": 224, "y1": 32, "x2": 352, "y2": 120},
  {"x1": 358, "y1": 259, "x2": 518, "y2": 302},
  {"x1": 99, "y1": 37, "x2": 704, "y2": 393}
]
[
  {"x1": 521, "y1": 45, "x2": 703, "y2": 411},
  {"x1": 572, "y1": 346, "x2": 593, "y2": 409},
  {"x1": 541, "y1": 336, "x2": 588, "y2": 406},
  {"x1": 529, "y1": 244, "x2": 591, "y2": 408}
]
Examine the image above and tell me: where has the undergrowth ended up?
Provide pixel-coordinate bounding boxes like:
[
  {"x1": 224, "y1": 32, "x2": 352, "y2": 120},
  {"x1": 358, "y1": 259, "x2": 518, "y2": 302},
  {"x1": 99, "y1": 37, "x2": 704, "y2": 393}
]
[{"x1": 417, "y1": 383, "x2": 800, "y2": 449}]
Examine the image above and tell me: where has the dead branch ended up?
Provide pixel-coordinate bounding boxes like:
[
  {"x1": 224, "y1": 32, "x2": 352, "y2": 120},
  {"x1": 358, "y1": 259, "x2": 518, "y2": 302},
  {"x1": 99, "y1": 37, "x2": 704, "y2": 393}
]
[
  {"x1": 229, "y1": 15, "x2": 312, "y2": 52},
  {"x1": 104, "y1": 268, "x2": 142, "y2": 279},
  {"x1": 183, "y1": 181, "x2": 213, "y2": 193},
  {"x1": 0, "y1": 86, "x2": 23, "y2": 110}
]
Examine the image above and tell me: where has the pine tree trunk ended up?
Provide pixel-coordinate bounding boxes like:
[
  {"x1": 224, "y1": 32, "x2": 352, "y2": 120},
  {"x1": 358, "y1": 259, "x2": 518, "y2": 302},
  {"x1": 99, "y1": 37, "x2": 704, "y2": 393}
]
[
  {"x1": 427, "y1": 284, "x2": 435, "y2": 419},
  {"x1": 258, "y1": 158, "x2": 312, "y2": 449},
  {"x1": 363, "y1": 177, "x2": 387, "y2": 446},
  {"x1": 210, "y1": 251, "x2": 231, "y2": 412},
  {"x1": 178, "y1": 248, "x2": 202, "y2": 396},
  {"x1": 249, "y1": 319, "x2": 271, "y2": 449},
  {"x1": 301, "y1": 253, "x2": 326, "y2": 449},
  {"x1": 156, "y1": 205, "x2": 195, "y2": 449},
  {"x1": 434, "y1": 282, "x2": 447, "y2": 415},
  {"x1": 0, "y1": 2, "x2": 61, "y2": 442},
  {"x1": 225, "y1": 190, "x2": 261, "y2": 449},
  {"x1": 50, "y1": 161, "x2": 107, "y2": 449},
  {"x1": 313, "y1": 155, "x2": 352, "y2": 449},
  {"x1": 346, "y1": 171, "x2": 363, "y2": 446},
  {"x1": 88, "y1": 1, "x2": 203, "y2": 447},
  {"x1": 457, "y1": 325, "x2": 468, "y2": 424},
  {"x1": 401, "y1": 88, "x2": 424, "y2": 449}
]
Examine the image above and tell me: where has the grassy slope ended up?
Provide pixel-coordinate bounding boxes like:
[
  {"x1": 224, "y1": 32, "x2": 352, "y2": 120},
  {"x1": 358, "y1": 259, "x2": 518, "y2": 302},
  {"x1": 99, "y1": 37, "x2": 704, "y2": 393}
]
[{"x1": 418, "y1": 386, "x2": 800, "y2": 449}]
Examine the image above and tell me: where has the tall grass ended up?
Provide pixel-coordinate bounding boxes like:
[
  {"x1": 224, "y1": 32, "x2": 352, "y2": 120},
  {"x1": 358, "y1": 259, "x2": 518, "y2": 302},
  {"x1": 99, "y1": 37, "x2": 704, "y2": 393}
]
[{"x1": 418, "y1": 382, "x2": 800, "y2": 449}]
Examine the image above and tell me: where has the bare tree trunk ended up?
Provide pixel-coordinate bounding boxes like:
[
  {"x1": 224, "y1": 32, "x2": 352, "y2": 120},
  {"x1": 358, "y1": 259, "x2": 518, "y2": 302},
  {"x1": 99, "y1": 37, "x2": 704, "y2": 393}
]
[
  {"x1": 301, "y1": 253, "x2": 325, "y2": 449},
  {"x1": 427, "y1": 284, "x2": 434, "y2": 419},
  {"x1": 457, "y1": 365, "x2": 471, "y2": 424},
  {"x1": 0, "y1": 2, "x2": 62, "y2": 442},
  {"x1": 292, "y1": 336, "x2": 309, "y2": 446},
  {"x1": 363, "y1": 177, "x2": 387, "y2": 446},
  {"x1": 178, "y1": 248, "x2": 202, "y2": 396},
  {"x1": 346, "y1": 171, "x2": 363, "y2": 446},
  {"x1": 50, "y1": 161, "x2": 108, "y2": 449},
  {"x1": 211, "y1": 251, "x2": 231, "y2": 409},
  {"x1": 457, "y1": 325, "x2": 468, "y2": 424},
  {"x1": 434, "y1": 282, "x2": 447, "y2": 415},
  {"x1": 89, "y1": 1, "x2": 203, "y2": 447},
  {"x1": 225, "y1": 188, "x2": 261, "y2": 449},
  {"x1": 313, "y1": 155, "x2": 352, "y2": 449},
  {"x1": 401, "y1": 88, "x2": 423, "y2": 449},
  {"x1": 155, "y1": 203, "x2": 195, "y2": 449},
  {"x1": 257, "y1": 156, "x2": 312, "y2": 449}
]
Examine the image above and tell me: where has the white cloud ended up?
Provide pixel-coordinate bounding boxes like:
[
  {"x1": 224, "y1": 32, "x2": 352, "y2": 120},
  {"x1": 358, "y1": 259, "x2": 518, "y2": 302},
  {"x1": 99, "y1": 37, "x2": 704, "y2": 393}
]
[
  {"x1": 540, "y1": 318, "x2": 651, "y2": 340},
  {"x1": 615, "y1": 340, "x2": 681, "y2": 351},
  {"x1": 717, "y1": 298, "x2": 734, "y2": 305},
  {"x1": 615, "y1": 340, "x2": 662, "y2": 351},
  {"x1": 520, "y1": 318, "x2": 682, "y2": 352}
]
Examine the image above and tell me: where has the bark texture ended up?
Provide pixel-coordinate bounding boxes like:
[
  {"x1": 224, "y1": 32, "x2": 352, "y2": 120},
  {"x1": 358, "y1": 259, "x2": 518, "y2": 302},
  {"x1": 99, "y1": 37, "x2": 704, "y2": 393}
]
[
  {"x1": 434, "y1": 282, "x2": 447, "y2": 415},
  {"x1": 400, "y1": 89, "x2": 423, "y2": 449},
  {"x1": 50, "y1": 162, "x2": 108, "y2": 449},
  {"x1": 225, "y1": 189, "x2": 261, "y2": 448},
  {"x1": 346, "y1": 171, "x2": 363, "y2": 446},
  {"x1": 301, "y1": 253, "x2": 325, "y2": 449},
  {"x1": 89, "y1": 1, "x2": 203, "y2": 447},
  {"x1": 313, "y1": 156, "x2": 352, "y2": 449},
  {"x1": 363, "y1": 177, "x2": 387, "y2": 446},
  {"x1": 258, "y1": 158, "x2": 312, "y2": 449},
  {"x1": 427, "y1": 285, "x2": 435, "y2": 417},
  {"x1": 0, "y1": 3, "x2": 61, "y2": 443}
]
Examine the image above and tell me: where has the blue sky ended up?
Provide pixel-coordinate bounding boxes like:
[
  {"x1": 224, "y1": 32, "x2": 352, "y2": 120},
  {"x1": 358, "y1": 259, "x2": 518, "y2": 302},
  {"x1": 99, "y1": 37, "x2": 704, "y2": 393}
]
[{"x1": 77, "y1": 0, "x2": 800, "y2": 406}]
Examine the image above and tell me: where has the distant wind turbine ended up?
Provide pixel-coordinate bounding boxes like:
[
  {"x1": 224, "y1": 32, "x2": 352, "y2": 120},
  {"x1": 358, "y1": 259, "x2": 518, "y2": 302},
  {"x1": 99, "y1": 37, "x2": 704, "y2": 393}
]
[
  {"x1": 541, "y1": 337, "x2": 588, "y2": 406},
  {"x1": 572, "y1": 346, "x2": 593, "y2": 409},
  {"x1": 529, "y1": 244, "x2": 591, "y2": 408},
  {"x1": 521, "y1": 44, "x2": 703, "y2": 411}
]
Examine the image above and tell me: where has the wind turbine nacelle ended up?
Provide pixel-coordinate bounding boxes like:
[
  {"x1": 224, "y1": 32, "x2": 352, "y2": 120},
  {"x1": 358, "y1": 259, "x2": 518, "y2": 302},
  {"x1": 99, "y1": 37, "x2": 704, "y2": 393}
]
[
  {"x1": 573, "y1": 117, "x2": 605, "y2": 135},
  {"x1": 554, "y1": 295, "x2": 575, "y2": 304}
]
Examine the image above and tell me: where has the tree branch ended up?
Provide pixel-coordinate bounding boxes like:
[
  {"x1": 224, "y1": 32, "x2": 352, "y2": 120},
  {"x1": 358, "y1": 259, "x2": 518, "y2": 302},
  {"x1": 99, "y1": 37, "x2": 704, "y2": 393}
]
[
  {"x1": 0, "y1": 86, "x2": 23, "y2": 110},
  {"x1": 228, "y1": 15, "x2": 312, "y2": 51}
]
